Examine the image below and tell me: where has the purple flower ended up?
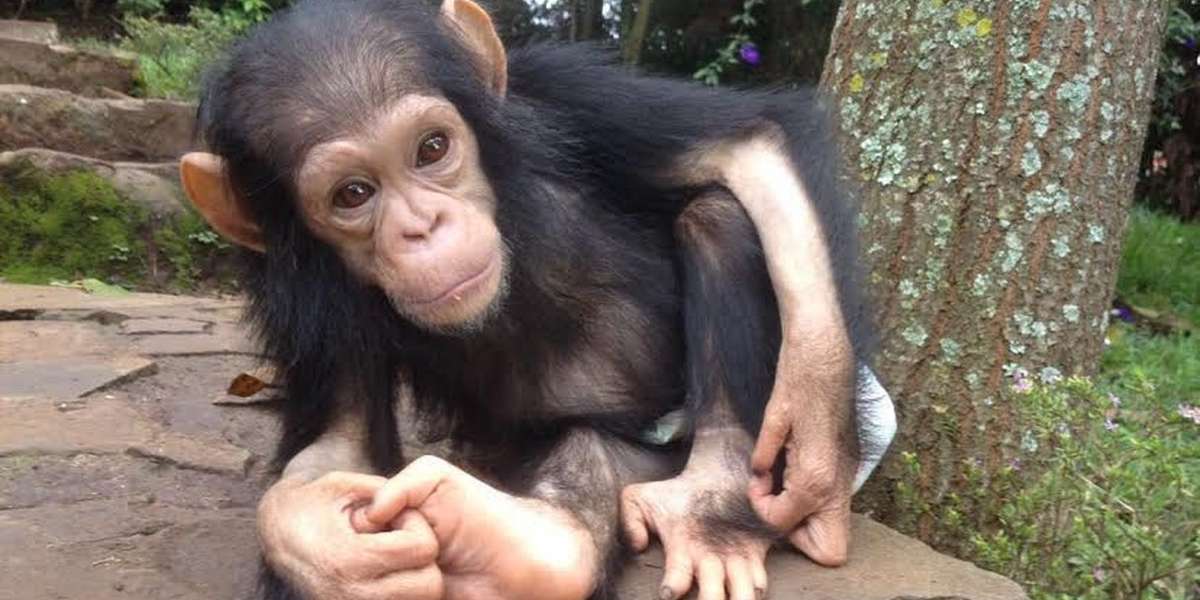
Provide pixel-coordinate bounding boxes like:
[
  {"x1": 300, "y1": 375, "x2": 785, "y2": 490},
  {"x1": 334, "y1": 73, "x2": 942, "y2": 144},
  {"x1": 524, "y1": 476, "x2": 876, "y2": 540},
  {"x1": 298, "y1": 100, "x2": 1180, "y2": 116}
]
[
  {"x1": 1185, "y1": 37, "x2": 1197, "y2": 51},
  {"x1": 1104, "y1": 418, "x2": 1119, "y2": 432},
  {"x1": 739, "y1": 42, "x2": 761, "y2": 66},
  {"x1": 1010, "y1": 367, "x2": 1032, "y2": 393},
  {"x1": 1108, "y1": 393, "x2": 1121, "y2": 408},
  {"x1": 1111, "y1": 306, "x2": 1134, "y2": 323},
  {"x1": 1008, "y1": 457, "x2": 1023, "y2": 471},
  {"x1": 1093, "y1": 567, "x2": 1107, "y2": 583}
]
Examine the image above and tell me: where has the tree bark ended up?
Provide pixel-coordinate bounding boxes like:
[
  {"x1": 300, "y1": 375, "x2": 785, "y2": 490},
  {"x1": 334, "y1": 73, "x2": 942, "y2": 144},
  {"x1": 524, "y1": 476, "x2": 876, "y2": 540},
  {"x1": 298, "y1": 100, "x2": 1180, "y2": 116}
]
[
  {"x1": 819, "y1": 1, "x2": 1167, "y2": 539},
  {"x1": 621, "y1": 0, "x2": 655, "y2": 64},
  {"x1": 570, "y1": 0, "x2": 606, "y2": 41}
]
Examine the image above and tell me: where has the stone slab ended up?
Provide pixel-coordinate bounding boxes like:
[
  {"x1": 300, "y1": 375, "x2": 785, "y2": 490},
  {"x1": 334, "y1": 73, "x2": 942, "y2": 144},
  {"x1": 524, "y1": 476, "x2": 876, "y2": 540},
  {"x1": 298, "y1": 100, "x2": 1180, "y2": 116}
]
[
  {"x1": 0, "y1": 20, "x2": 58, "y2": 44},
  {"x1": 121, "y1": 318, "x2": 210, "y2": 335},
  {"x1": 0, "y1": 149, "x2": 186, "y2": 216},
  {"x1": 618, "y1": 515, "x2": 1027, "y2": 599},
  {"x1": 133, "y1": 328, "x2": 259, "y2": 356},
  {"x1": 0, "y1": 320, "x2": 124, "y2": 362},
  {"x1": 0, "y1": 84, "x2": 194, "y2": 162},
  {"x1": 0, "y1": 38, "x2": 136, "y2": 95},
  {"x1": 0, "y1": 283, "x2": 241, "y2": 313},
  {"x1": 0, "y1": 356, "x2": 157, "y2": 399},
  {"x1": 0, "y1": 398, "x2": 250, "y2": 475}
]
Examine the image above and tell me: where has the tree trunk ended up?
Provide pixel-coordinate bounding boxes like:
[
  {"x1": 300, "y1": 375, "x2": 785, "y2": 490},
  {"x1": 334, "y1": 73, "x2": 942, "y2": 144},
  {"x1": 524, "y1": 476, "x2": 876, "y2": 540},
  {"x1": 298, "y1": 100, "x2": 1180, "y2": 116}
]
[
  {"x1": 570, "y1": 0, "x2": 606, "y2": 41},
  {"x1": 819, "y1": 1, "x2": 1167, "y2": 539},
  {"x1": 621, "y1": 0, "x2": 655, "y2": 64}
]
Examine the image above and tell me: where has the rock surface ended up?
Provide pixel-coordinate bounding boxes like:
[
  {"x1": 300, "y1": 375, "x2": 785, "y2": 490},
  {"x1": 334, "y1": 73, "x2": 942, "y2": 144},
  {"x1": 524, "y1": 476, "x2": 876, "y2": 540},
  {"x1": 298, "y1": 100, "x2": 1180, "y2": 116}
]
[
  {"x1": 0, "y1": 84, "x2": 194, "y2": 161},
  {"x1": 0, "y1": 283, "x2": 1028, "y2": 600},
  {"x1": 0, "y1": 148, "x2": 186, "y2": 216},
  {"x1": 0, "y1": 19, "x2": 59, "y2": 44},
  {"x1": 623, "y1": 516, "x2": 1027, "y2": 599},
  {"x1": 0, "y1": 37, "x2": 137, "y2": 95}
]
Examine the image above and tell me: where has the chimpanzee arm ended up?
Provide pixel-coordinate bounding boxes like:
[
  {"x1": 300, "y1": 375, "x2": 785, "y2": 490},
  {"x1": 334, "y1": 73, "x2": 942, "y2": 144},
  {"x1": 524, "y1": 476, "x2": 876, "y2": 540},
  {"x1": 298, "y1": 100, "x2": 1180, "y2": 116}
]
[{"x1": 511, "y1": 45, "x2": 868, "y2": 554}]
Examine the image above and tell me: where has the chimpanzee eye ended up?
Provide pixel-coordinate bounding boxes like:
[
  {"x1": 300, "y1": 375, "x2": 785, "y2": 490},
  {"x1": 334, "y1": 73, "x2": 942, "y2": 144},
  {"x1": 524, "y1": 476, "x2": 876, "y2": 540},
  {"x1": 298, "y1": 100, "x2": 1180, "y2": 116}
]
[
  {"x1": 416, "y1": 131, "x2": 451, "y2": 167},
  {"x1": 333, "y1": 181, "x2": 375, "y2": 209}
]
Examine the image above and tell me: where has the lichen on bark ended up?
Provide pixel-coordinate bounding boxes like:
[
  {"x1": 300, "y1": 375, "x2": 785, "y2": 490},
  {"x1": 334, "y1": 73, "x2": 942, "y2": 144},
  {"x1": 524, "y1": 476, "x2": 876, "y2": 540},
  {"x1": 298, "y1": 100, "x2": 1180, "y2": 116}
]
[{"x1": 819, "y1": 0, "x2": 1168, "y2": 539}]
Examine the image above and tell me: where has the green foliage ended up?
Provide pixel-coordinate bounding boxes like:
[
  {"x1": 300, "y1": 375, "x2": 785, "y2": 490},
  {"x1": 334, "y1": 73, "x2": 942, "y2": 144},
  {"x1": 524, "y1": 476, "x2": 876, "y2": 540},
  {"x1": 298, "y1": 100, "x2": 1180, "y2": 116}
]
[
  {"x1": 896, "y1": 377, "x2": 1199, "y2": 600},
  {"x1": 117, "y1": 2, "x2": 270, "y2": 100},
  {"x1": 1149, "y1": 5, "x2": 1200, "y2": 139},
  {"x1": 692, "y1": 0, "x2": 765, "y2": 86},
  {"x1": 116, "y1": 0, "x2": 167, "y2": 18},
  {"x1": 1117, "y1": 208, "x2": 1200, "y2": 326},
  {"x1": 153, "y1": 211, "x2": 233, "y2": 290},
  {"x1": 0, "y1": 162, "x2": 237, "y2": 292}
]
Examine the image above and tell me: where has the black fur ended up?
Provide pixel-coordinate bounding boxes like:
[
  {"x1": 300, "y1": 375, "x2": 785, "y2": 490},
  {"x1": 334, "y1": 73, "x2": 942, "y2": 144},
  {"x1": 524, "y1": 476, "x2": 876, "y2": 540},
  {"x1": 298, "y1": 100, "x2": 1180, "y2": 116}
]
[{"x1": 194, "y1": 1, "x2": 872, "y2": 598}]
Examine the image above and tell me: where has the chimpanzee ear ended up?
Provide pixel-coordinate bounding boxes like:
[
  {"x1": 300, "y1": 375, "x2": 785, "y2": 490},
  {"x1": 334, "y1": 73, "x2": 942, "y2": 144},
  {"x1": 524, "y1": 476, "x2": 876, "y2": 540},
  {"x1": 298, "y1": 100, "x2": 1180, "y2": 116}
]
[
  {"x1": 179, "y1": 152, "x2": 266, "y2": 253},
  {"x1": 440, "y1": 0, "x2": 508, "y2": 97}
]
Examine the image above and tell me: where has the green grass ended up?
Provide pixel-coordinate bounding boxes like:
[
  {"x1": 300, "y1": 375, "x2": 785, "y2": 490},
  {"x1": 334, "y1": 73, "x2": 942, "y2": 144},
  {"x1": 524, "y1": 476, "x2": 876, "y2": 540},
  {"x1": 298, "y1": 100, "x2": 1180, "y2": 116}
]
[
  {"x1": 1116, "y1": 207, "x2": 1200, "y2": 327},
  {"x1": 1102, "y1": 325, "x2": 1200, "y2": 409}
]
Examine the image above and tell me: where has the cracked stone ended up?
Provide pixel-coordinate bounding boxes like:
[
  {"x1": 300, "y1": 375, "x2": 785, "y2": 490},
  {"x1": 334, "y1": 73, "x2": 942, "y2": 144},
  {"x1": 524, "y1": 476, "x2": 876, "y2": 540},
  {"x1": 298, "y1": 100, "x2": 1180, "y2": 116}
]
[
  {"x1": 0, "y1": 398, "x2": 250, "y2": 476},
  {"x1": 0, "y1": 356, "x2": 157, "y2": 399},
  {"x1": 121, "y1": 318, "x2": 210, "y2": 335}
]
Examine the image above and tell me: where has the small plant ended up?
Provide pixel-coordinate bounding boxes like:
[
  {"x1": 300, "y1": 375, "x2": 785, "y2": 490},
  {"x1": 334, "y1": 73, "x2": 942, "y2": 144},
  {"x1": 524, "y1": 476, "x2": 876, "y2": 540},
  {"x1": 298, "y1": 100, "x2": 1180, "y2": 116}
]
[{"x1": 895, "y1": 375, "x2": 1199, "y2": 600}]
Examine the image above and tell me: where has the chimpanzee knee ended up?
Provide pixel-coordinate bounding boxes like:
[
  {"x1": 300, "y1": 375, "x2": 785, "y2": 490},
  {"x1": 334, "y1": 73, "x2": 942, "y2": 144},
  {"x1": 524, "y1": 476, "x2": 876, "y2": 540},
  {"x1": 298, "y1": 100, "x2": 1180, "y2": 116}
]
[{"x1": 673, "y1": 189, "x2": 762, "y2": 269}]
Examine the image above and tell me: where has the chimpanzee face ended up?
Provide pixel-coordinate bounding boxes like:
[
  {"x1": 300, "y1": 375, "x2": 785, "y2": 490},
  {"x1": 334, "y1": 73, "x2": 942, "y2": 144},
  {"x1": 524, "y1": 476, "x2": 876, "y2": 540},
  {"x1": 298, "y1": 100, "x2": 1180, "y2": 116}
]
[{"x1": 293, "y1": 94, "x2": 508, "y2": 333}]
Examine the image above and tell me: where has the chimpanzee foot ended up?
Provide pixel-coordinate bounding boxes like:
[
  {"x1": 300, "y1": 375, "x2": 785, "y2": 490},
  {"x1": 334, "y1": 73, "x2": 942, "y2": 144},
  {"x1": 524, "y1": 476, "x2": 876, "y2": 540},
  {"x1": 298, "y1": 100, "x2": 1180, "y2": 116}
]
[
  {"x1": 622, "y1": 473, "x2": 772, "y2": 600},
  {"x1": 354, "y1": 455, "x2": 598, "y2": 600}
]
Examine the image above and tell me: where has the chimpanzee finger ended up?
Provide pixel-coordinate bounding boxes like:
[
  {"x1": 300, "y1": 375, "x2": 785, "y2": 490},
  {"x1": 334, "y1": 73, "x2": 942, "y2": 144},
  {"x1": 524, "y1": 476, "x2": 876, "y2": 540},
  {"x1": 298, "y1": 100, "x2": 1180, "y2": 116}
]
[
  {"x1": 618, "y1": 487, "x2": 651, "y2": 552},
  {"x1": 696, "y1": 555, "x2": 726, "y2": 600},
  {"x1": 355, "y1": 563, "x2": 444, "y2": 600},
  {"x1": 748, "y1": 485, "x2": 815, "y2": 532},
  {"x1": 357, "y1": 510, "x2": 439, "y2": 571},
  {"x1": 788, "y1": 504, "x2": 850, "y2": 567},
  {"x1": 724, "y1": 556, "x2": 757, "y2": 600},
  {"x1": 749, "y1": 401, "x2": 790, "y2": 475},
  {"x1": 658, "y1": 543, "x2": 694, "y2": 600},
  {"x1": 365, "y1": 455, "x2": 454, "y2": 526},
  {"x1": 752, "y1": 558, "x2": 768, "y2": 598}
]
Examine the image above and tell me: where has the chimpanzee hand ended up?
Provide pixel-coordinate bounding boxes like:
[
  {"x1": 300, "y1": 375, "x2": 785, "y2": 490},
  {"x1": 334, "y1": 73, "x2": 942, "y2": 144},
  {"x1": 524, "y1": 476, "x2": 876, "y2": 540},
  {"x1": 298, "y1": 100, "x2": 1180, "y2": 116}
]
[
  {"x1": 747, "y1": 352, "x2": 855, "y2": 566},
  {"x1": 353, "y1": 455, "x2": 598, "y2": 600},
  {"x1": 621, "y1": 473, "x2": 771, "y2": 600},
  {"x1": 257, "y1": 472, "x2": 444, "y2": 600}
]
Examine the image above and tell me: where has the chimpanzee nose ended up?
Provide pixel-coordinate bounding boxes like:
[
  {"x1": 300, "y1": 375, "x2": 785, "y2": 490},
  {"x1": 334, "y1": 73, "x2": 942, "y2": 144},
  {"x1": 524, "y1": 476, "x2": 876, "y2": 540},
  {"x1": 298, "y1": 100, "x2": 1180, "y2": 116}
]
[{"x1": 380, "y1": 194, "x2": 452, "y2": 253}]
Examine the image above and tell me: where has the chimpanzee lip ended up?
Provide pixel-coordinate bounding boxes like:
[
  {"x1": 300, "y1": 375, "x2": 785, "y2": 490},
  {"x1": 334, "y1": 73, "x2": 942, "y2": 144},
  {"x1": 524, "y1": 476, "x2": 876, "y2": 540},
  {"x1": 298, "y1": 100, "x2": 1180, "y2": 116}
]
[{"x1": 409, "y1": 253, "x2": 499, "y2": 308}]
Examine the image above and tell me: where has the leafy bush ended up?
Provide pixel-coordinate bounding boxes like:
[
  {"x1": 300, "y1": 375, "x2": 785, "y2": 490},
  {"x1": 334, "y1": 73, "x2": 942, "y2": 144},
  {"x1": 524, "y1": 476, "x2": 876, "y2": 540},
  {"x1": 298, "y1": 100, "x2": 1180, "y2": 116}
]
[
  {"x1": 117, "y1": 0, "x2": 272, "y2": 100},
  {"x1": 896, "y1": 376, "x2": 1199, "y2": 600}
]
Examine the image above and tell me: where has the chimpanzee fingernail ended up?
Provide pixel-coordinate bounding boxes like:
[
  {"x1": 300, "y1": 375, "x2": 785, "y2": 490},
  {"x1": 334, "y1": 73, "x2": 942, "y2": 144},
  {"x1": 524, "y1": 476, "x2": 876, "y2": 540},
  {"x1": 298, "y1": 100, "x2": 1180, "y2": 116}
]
[
  {"x1": 658, "y1": 586, "x2": 673, "y2": 600},
  {"x1": 756, "y1": 586, "x2": 767, "y2": 600}
]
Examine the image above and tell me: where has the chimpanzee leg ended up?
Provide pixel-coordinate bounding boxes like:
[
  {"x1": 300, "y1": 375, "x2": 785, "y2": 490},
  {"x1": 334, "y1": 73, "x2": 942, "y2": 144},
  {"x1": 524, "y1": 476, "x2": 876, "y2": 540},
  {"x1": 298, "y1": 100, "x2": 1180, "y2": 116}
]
[
  {"x1": 675, "y1": 188, "x2": 782, "y2": 437},
  {"x1": 619, "y1": 190, "x2": 782, "y2": 600},
  {"x1": 506, "y1": 428, "x2": 685, "y2": 600}
]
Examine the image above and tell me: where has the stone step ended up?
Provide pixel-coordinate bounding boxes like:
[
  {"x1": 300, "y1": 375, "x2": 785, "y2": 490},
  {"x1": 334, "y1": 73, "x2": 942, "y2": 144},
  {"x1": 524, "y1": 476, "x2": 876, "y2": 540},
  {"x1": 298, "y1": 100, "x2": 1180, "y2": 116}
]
[
  {"x1": 0, "y1": 34, "x2": 137, "y2": 96},
  {"x1": 0, "y1": 84, "x2": 194, "y2": 162},
  {"x1": 0, "y1": 148, "x2": 186, "y2": 217},
  {"x1": 0, "y1": 19, "x2": 59, "y2": 44}
]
